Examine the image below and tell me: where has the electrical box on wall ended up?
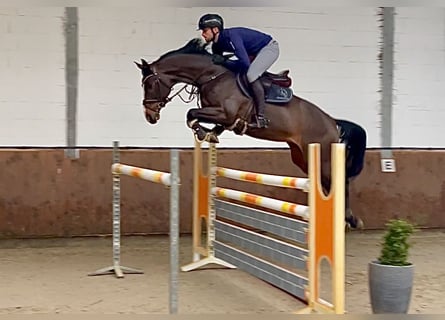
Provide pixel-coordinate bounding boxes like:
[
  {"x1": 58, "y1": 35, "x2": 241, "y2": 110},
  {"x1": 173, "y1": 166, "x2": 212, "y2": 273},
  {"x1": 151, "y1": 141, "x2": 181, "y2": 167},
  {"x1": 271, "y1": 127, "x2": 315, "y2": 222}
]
[{"x1": 381, "y1": 159, "x2": 396, "y2": 172}]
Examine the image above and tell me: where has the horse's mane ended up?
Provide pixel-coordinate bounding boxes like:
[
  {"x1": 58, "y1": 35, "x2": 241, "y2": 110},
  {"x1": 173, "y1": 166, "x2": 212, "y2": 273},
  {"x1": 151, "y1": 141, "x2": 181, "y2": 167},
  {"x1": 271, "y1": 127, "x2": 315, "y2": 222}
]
[{"x1": 158, "y1": 38, "x2": 212, "y2": 60}]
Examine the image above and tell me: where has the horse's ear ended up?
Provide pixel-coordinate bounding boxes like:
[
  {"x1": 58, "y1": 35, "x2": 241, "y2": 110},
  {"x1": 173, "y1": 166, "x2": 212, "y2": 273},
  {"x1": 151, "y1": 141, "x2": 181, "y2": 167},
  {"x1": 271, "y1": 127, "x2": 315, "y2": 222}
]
[
  {"x1": 134, "y1": 61, "x2": 143, "y2": 69},
  {"x1": 141, "y1": 59, "x2": 150, "y2": 67},
  {"x1": 135, "y1": 59, "x2": 150, "y2": 70}
]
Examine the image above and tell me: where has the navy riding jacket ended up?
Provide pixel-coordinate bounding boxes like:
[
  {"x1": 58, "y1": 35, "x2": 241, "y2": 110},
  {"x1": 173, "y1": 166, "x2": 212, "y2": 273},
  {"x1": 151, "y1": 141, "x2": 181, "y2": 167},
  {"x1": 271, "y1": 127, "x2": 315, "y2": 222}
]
[{"x1": 211, "y1": 27, "x2": 272, "y2": 73}]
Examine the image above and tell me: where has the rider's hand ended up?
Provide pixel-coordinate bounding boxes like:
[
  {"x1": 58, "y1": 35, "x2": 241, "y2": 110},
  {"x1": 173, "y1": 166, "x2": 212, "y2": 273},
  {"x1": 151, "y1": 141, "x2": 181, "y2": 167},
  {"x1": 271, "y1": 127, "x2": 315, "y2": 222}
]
[{"x1": 212, "y1": 55, "x2": 226, "y2": 65}]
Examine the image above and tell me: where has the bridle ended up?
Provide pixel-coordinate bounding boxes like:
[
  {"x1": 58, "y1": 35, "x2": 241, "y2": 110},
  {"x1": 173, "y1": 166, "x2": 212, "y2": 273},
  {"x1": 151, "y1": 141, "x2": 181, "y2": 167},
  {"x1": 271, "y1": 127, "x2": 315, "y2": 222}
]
[{"x1": 142, "y1": 71, "x2": 171, "y2": 107}]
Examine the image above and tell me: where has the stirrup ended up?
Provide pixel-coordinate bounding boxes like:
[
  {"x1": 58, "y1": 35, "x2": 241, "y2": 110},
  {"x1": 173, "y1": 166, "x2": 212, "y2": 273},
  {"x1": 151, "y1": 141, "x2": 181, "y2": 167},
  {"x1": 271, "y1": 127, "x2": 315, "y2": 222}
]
[{"x1": 249, "y1": 116, "x2": 269, "y2": 129}]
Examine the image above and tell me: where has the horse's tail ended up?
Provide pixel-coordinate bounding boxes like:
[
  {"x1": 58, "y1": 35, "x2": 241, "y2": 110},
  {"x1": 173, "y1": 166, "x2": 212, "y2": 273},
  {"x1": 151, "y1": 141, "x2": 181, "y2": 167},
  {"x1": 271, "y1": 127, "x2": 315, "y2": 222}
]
[{"x1": 335, "y1": 119, "x2": 367, "y2": 179}]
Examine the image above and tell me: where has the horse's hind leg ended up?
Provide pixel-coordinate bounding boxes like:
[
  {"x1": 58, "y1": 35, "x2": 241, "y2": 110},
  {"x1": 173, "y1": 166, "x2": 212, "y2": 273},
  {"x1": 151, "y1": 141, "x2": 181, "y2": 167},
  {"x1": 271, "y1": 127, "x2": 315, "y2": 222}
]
[
  {"x1": 319, "y1": 143, "x2": 363, "y2": 230},
  {"x1": 288, "y1": 143, "x2": 308, "y2": 174},
  {"x1": 288, "y1": 142, "x2": 330, "y2": 195},
  {"x1": 345, "y1": 178, "x2": 364, "y2": 230},
  {"x1": 343, "y1": 142, "x2": 364, "y2": 229},
  {"x1": 319, "y1": 143, "x2": 333, "y2": 195},
  {"x1": 289, "y1": 142, "x2": 362, "y2": 230}
]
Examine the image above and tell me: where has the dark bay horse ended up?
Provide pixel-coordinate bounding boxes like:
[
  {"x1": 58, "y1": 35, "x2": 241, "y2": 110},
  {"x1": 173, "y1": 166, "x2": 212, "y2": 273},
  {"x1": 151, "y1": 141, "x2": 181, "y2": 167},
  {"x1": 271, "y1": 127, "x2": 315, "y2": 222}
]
[{"x1": 136, "y1": 38, "x2": 367, "y2": 229}]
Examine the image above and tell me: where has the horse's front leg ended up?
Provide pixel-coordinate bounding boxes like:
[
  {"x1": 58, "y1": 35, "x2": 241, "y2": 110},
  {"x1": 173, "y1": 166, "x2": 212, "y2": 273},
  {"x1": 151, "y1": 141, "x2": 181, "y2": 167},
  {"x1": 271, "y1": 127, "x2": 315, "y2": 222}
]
[{"x1": 187, "y1": 108, "x2": 228, "y2": 143}]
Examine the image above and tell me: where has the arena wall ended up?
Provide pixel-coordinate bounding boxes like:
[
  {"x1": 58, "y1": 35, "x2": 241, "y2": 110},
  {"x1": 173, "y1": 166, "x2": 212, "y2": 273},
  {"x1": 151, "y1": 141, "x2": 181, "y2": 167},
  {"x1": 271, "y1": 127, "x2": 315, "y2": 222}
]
[{"x1": 0, "y1": 148, "x2": 443, "y2": 238}]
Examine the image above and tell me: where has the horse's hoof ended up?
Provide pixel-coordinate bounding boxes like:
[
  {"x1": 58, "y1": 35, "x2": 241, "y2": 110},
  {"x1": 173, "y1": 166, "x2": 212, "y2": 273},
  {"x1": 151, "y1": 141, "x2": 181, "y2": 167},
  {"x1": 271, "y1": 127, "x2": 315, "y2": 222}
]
[
  {"x1": 345, "y1": 216, "x2": 365, "y2": 231},
  {"x1": 193, "y1": 130, "x2": 207, "y2": 142},
  {"x1": 355, "y1": 217, "x2": 365, "y2": 230},
  {"x1": 204, "y1": 133, "x2": 218, "y2": 143},
  {"x1": 207, "y1": 133, "x2": 219, "y2": 143},
  {"x1": 193, "y1": 133, "x2": 205, "y2": 143}
]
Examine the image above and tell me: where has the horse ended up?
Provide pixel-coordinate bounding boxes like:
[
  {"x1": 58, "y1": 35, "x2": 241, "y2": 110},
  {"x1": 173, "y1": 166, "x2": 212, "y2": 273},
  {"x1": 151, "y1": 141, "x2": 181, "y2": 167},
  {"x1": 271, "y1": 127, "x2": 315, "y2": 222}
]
[{"x1": 135, "y1": 38, "x2": 367, "y2": 229}]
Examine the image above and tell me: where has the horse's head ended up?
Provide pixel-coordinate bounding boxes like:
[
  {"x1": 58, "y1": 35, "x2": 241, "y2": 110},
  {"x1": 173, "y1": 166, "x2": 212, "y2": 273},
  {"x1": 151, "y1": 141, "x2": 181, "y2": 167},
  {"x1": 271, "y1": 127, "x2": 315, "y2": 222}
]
[
  {"x1": 136, "y1": 39, "x2": 223, "y2": 124},
  {"x1": 135, "y1": 59, "x2": 173, "y2": 124}
]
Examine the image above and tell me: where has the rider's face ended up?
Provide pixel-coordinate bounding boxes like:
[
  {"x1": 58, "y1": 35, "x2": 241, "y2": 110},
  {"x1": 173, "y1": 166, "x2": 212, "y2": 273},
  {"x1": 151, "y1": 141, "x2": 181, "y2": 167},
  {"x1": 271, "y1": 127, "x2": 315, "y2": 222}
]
[{"x1": 201, "y1": 27, "x2": 218, "y2": 43}]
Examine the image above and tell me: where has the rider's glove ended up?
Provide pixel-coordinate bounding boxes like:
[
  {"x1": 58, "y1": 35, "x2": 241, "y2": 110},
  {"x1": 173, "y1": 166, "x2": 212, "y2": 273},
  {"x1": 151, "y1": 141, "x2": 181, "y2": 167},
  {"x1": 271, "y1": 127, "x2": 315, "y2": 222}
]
[{"x1": 212, "y1": 55, "x2": 226, "y2": 65}]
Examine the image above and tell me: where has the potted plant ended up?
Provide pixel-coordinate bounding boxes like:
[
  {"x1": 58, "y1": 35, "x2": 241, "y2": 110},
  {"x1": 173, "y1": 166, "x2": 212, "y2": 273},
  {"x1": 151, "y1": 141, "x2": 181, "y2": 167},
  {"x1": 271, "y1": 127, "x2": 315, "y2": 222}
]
[{"x1": 368, "y1": 219, "x2": 415, "y2": 313}]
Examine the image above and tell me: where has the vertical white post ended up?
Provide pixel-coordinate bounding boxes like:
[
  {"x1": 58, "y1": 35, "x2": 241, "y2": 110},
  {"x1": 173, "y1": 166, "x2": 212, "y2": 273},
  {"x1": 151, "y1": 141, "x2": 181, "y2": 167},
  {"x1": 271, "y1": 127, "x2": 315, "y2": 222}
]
[
  {"x1": 112, "y1": 140, "x2": 122, "y2": 277},
  {"x1": 192, "y1": 140, "x2": 201, "y2": 262},
  {"x1": 207, "y1": 143, "x2": 217, "y2": 259},
  {"x1": 88, "y1": 141, "x2": 143, "y2": 277},
  {"x1": 332, "y1": 144, "x2": 345, "y2": 314},
  {"x1": 169, "y1": 149, "x2": 180, "y2": 314}
]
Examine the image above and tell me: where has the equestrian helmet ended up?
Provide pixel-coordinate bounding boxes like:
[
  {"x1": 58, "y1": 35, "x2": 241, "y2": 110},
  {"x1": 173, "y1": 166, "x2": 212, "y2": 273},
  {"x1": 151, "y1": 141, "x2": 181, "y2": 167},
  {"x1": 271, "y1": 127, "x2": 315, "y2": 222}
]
[{"x1": 197, "y1": 14, "x2": 224, "y2": 30}]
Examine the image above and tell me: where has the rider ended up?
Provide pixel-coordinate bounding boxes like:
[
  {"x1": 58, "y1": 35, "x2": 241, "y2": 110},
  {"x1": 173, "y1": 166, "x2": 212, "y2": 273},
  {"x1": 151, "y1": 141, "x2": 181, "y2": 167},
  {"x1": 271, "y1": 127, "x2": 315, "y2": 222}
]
[{"x1": 197, "y1": 13, "x2": 280, "y2": 129}]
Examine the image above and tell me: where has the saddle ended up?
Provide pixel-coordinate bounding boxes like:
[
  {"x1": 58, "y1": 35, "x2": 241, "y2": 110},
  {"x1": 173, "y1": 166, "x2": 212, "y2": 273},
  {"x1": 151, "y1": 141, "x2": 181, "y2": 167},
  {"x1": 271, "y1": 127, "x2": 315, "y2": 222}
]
[
  {"x1": 236, "y1": 71, "x2": 293, "y2": 104},
  {"x1": 263, "y1": 70, "x2": 292, "y2": 88}
]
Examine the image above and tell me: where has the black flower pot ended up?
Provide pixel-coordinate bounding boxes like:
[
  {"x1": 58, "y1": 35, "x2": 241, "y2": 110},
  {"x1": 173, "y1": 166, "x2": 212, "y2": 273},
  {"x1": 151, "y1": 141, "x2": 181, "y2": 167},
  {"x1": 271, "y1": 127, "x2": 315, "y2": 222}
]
[{"x1": 368, "y1": 261, "x2": 414, "y2": 313}]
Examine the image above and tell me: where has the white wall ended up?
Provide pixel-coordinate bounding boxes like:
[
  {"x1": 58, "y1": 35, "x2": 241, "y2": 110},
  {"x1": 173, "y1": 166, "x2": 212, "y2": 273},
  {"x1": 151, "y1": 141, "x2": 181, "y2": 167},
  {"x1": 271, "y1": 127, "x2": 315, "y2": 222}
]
[
  {"x1": 77, "y1": 8, "x2": 201, "y2": 147},
  {"x1": 0, "y1": 7, "x2": 383, "y2": 148},
  {"x1": 259, "y1": 8, "x2": 381, "y2": 147},
  {"x1": 393, "y1": 8, "x2": 445, "y2": 147},
  {"x1": 0, "y1": 8, "x2": 65, "y2": 146}
]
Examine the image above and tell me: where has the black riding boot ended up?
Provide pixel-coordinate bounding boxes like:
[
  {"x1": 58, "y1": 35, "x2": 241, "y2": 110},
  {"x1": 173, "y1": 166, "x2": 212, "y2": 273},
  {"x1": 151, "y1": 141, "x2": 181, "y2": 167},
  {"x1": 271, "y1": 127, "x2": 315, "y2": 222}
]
[{"x1": 250, "y1": 79, "x2": 269, "y2": 128}]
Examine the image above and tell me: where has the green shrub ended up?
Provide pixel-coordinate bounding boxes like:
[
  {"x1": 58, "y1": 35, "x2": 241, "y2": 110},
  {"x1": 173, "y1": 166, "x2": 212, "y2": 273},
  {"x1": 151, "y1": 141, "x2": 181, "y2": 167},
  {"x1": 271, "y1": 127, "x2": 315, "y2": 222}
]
[{"x1": 378, "y1": 219, "x2": 415, "y2": 266}]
